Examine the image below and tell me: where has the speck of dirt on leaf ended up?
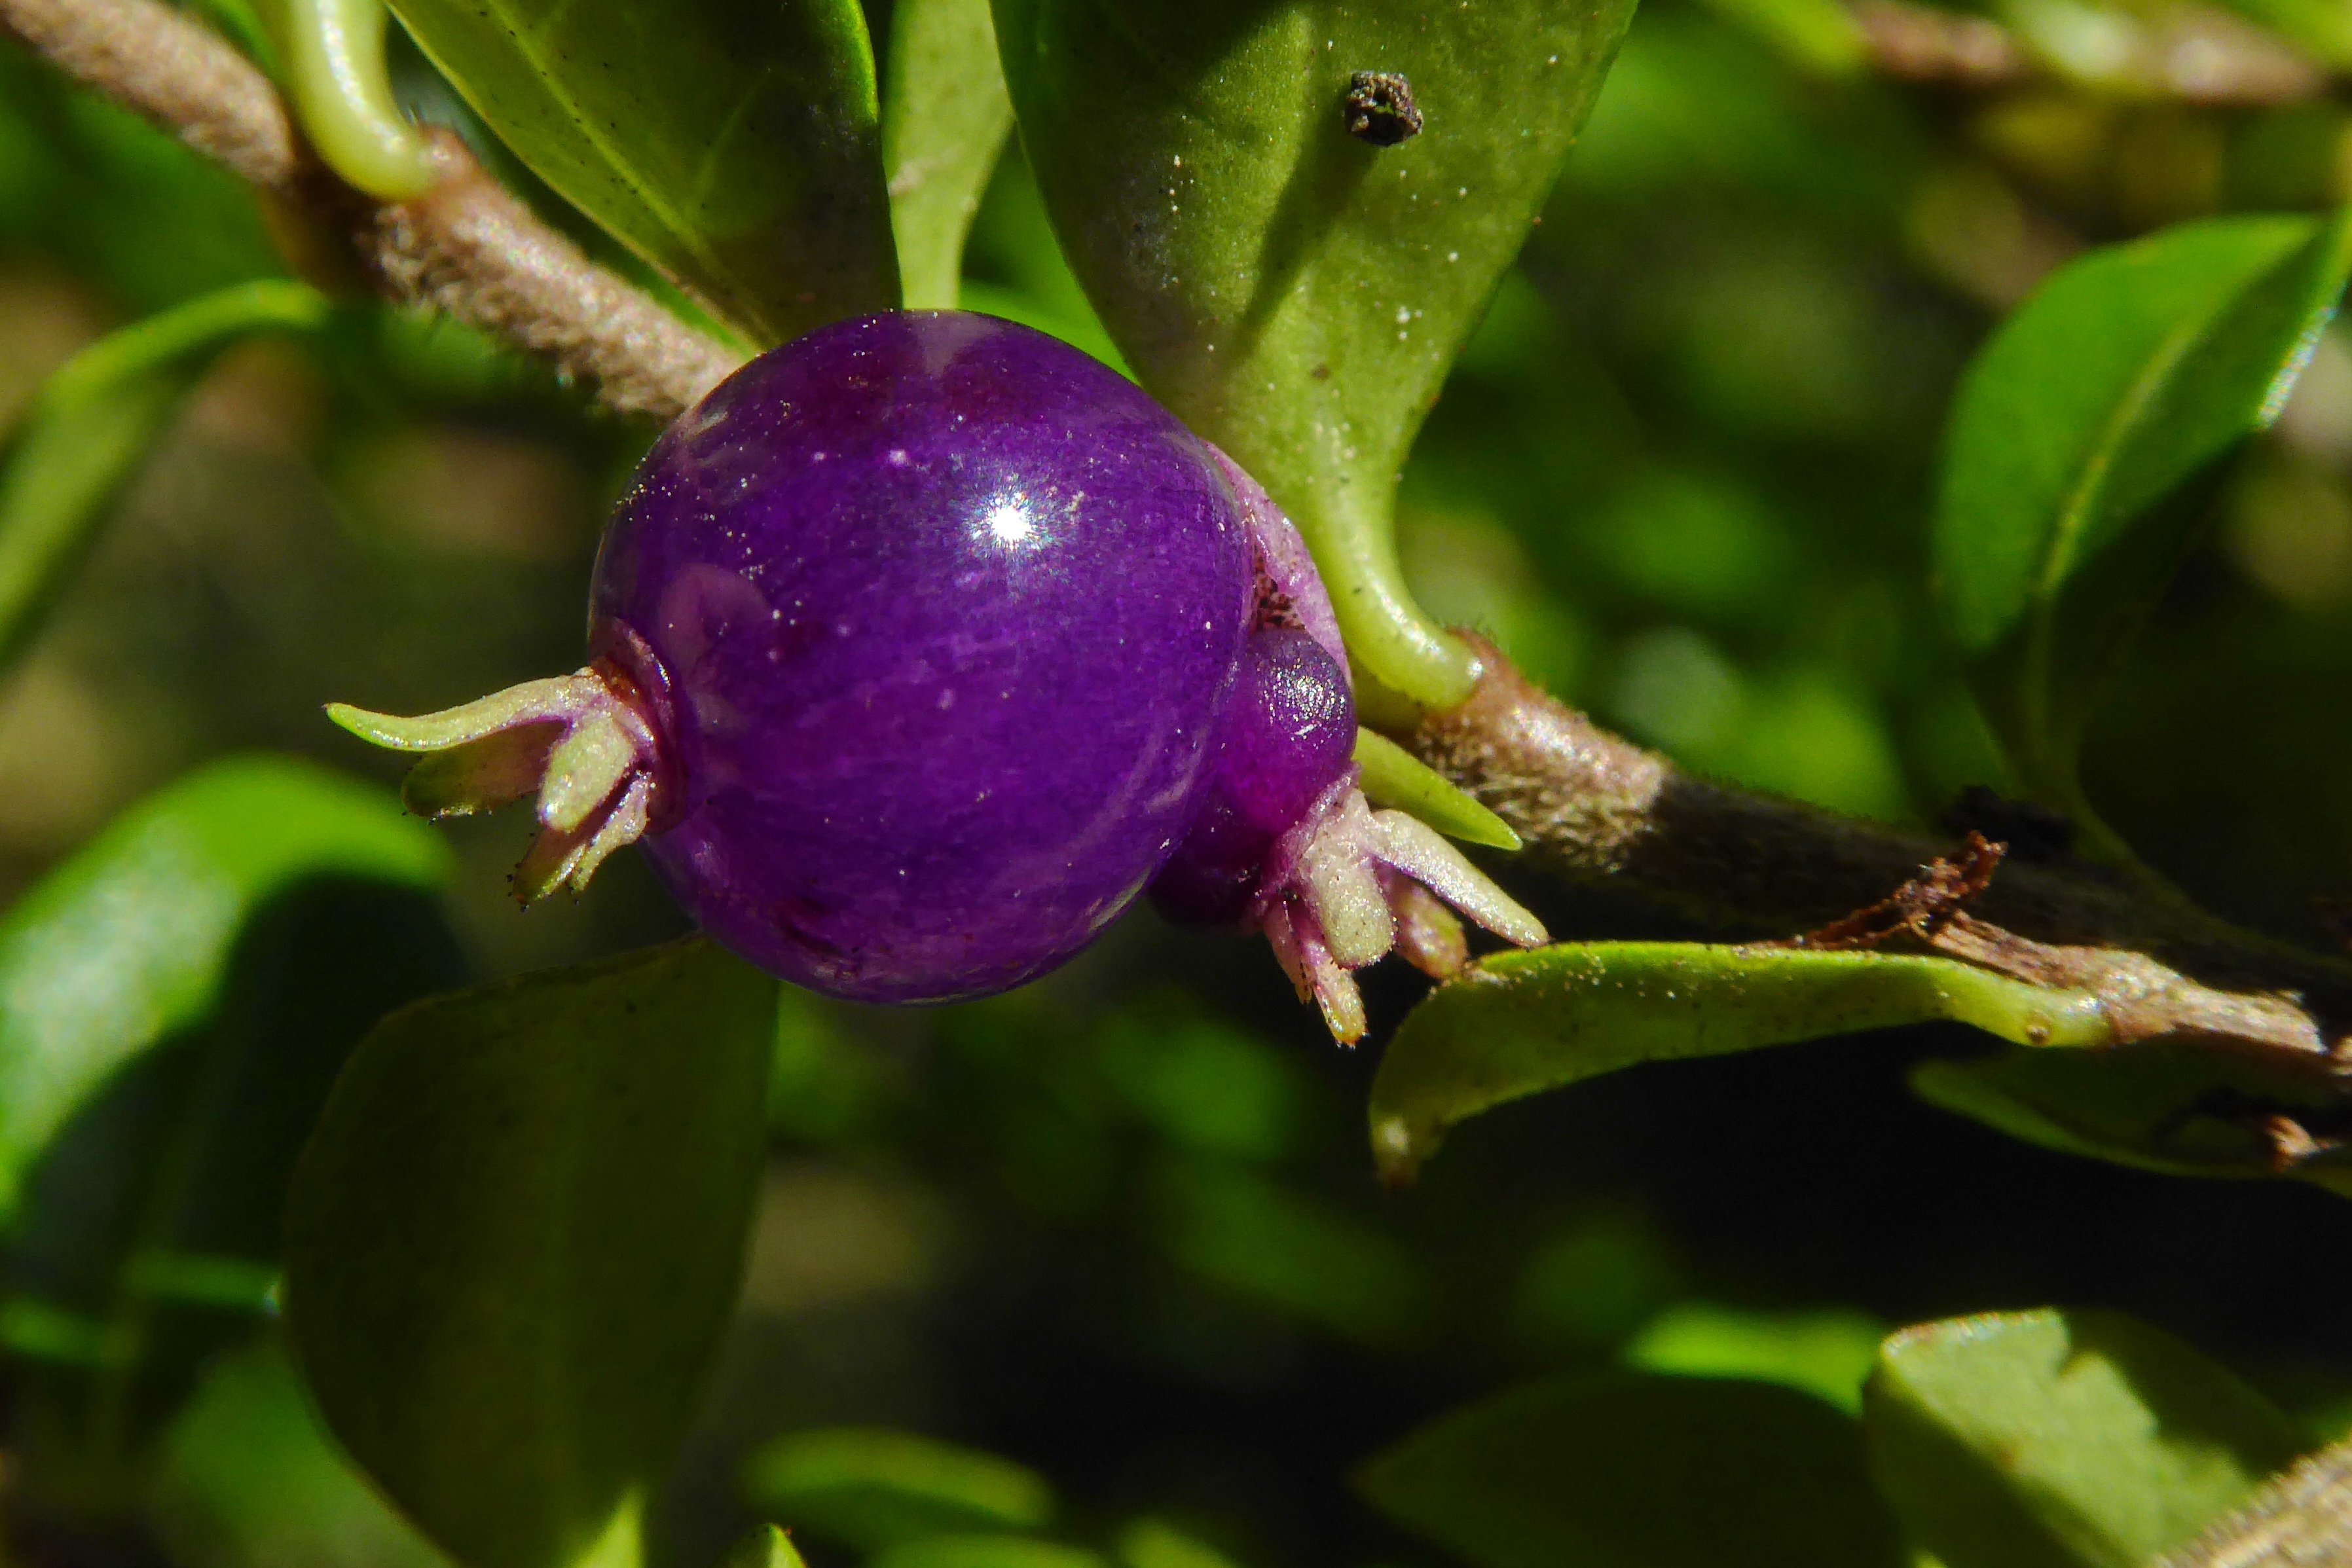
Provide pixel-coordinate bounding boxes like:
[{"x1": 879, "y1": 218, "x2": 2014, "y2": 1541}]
[{"x1": 1344, "y1": 71, "x2": 1423, "y2": 147}]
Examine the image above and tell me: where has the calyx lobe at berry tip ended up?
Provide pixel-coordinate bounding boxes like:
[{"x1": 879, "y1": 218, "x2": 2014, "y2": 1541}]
[
  {"x1": 1166, "y1": 450, "x2": 1549, "y2": 1045},
  {"x1": 325, "y1": 659, "x2": 665, "y2": 902}
]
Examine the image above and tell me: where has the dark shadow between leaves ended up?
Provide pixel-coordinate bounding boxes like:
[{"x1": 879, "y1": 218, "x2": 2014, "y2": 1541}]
[{"x1": 1, "y1": 878, "x2": 466, "y2": 1510}]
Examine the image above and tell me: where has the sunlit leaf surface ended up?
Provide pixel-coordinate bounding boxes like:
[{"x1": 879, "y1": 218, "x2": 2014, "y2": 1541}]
[
  {"x1": 995, "y1": 0, "x2": 1635, "y2": 705},
  {"x1": 1865, "y1": 1307, "x2": 2307, "y2": 1568},
  {"x1": 1934, "y1": 210, "x2": 2352, "y2": 829}
]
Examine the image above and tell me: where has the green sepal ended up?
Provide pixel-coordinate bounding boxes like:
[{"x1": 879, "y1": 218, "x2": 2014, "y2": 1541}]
[{"x1": 1354, "y1": 729, "x2": 1520, "y2": 851}]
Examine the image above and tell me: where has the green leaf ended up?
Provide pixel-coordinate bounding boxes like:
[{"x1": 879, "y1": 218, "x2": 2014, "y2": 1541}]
[
  {"x1": 0, "y1": 46, "x2": 285, "y2": 312},
  {"x1": 722, "y1": 1526, "x2": 811, "y2": 1568},
  {"x1": 871, "y1": 1541, "x2": 1105, "y2": 1568},
  {"x1": 1356, "y1": 1372, "x2": 1907, "y2": 1568},
  {"x1": 2208, "y1": 0, "x2": 2352, "y2": 67},
  {"x1": 285, "y1": 938, "x2": 778, "y2": 1568},
  {"x1": 1368, "y1": 942, "x2": 2112, "y2": 1184},
  {"x1": 1116, "y1": 1520, "x2": 1240, "y2": 1568},
  {"x1": 388, "y1": 0, "x2": 899, "y2": 345},
  {"x1": 1864, "y1": 1307, "x2": 2307, "y2": 1568},
  {"x1": 743, "y1": 1428, "x2": 1054, "y2": 1552},
  {"x1": 1933, "y1": 210, "x2": 2352, "y2": 831},
  {"x1": 1910, "y1": 1044, "x2": 2352, "y2": 1197},
  {"x1": 0, "y1": 280, "x2": 332, "y2": 680},
  {"x1": 1155, "y1": 1162, "x2": 1429, "y2": 1349},
  {"x1": 0, "y1": 755, "x2": 448, "y2": 1224},
  {"x1": 0, "y1": 757, "x2": 458, "y2": 1508},
  {"x1": 1353, "y1": 729, "x2": 1518, "y2": 850},
  {"x1": 885, "y1": 0, "x2": 1016, "y2": 310},
  {"x1": 995, "y1": 0, "x2": 1635, "y2": 707},
  {"x1": 1693, "y1": 0, "x2": 1867, "y2": 73},
  {"x1": 149, "y1": 1334, "x2": 443, "y2": 1568},
  {"x1": 1625, "y1": 1304, "x2": 1886, "y2": 1416}
]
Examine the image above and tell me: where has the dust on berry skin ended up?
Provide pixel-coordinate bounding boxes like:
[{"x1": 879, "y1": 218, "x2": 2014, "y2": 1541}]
[{"x1": 329, "y1": 310, "x2": 1542, "y2": 1035}]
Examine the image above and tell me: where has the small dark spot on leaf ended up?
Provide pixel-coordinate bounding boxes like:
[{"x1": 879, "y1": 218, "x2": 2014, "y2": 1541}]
[
  {"x1": 1344, "y1": 71, "x2": 1423, "y2": 147},
  {"x1": 1311, "y1": 363, "x2": 1332, "y2": 380}
]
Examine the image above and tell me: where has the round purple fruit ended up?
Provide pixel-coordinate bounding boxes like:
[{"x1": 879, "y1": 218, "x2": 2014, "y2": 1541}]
[{"x1": 329, "y1": 312, "x2": 1543, "y2": 1034}]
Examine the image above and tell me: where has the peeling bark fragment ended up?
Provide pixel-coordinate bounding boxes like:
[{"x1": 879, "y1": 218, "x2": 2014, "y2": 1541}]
[{"x1": 1786, "y1": 832, "x2": 2007, "y2": 950}]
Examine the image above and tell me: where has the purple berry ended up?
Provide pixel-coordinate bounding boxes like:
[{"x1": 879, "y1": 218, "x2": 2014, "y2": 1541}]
[
  {"x1": 590, "y1": 312, "x2": 1249, "y2": 1000},
  {"x1": 1150, "y1": 627, "x2": 1357, "y2": 928},
  {"x1": 327, "y1": 310, "x2": 1545, "y2": 1034}
]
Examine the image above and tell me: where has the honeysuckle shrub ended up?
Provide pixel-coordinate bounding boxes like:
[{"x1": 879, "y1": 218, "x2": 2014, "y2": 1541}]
[{"x1": 3, "y1": 0, "x2": 2352, "y2": 1566}]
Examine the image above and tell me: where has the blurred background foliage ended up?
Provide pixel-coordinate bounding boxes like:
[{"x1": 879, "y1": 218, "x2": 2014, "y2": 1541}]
[{"x1": 9, "y1": 0, "x2": 2352, "y2": 1563}]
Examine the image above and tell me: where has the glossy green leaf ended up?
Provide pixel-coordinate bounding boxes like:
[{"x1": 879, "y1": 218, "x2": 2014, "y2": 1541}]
[
  {"x1": 1353, "y1": 729, "x2": 1518, "y2": 850},
  {"x1": 1368, "y1": 942, "x2": 2112, "y2": 1183},
  {"x1": 722, "y1": 1526, "x2": 811, "y2": 1568},
  {"x1": 0, "y1": 280, "x2": 332, "y2": 680},
  {"x1": 285, "y1": 938, "x2": 777, "y2": 1568},
  {"x1": 1356, "y1": 1372, "x2": 1906, "y2": 1568},
  {"x1": 995, "y1": 0, "x2": 1635, "y2": 707},
  {"x1": 0, "y1": 756, "x2": 448, "y2": 1225},
  {"x1": 388, "y1": 0, "x2": 898, "y2": 345},
  {"x1": 1933, "y1": 211, "x2": 2352, "y2": 828},
  {"x1": 872, "y1": 1541, "x2": 1105, "y2": 1568},
  {"x1": 885, "y1": 0, "x2": 1016, "y2": 310},
  {"x1": 744, "y1": 1427, "x2": 1054, "y2": 1552},
  {"x1": 1910, "y1": 1044, "x2": 2352, "y2": 1198},
  {"x1": 1864, "y1": 1307, "x2": 2307, "y2": 1568}
]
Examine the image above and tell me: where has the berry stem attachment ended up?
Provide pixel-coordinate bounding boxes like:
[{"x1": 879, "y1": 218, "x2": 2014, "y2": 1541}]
[
  {"x1": 325, "y1": 662, "x2": 665, "y2": 900},
  {"x1": 1293, "y1": 481, "x2": 1481, "y2": 713}
]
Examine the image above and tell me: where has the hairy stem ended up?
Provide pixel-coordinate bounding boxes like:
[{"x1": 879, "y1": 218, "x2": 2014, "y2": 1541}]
[{"x1": 0, "y1": 0, "x2": 745, "y2": 420}]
